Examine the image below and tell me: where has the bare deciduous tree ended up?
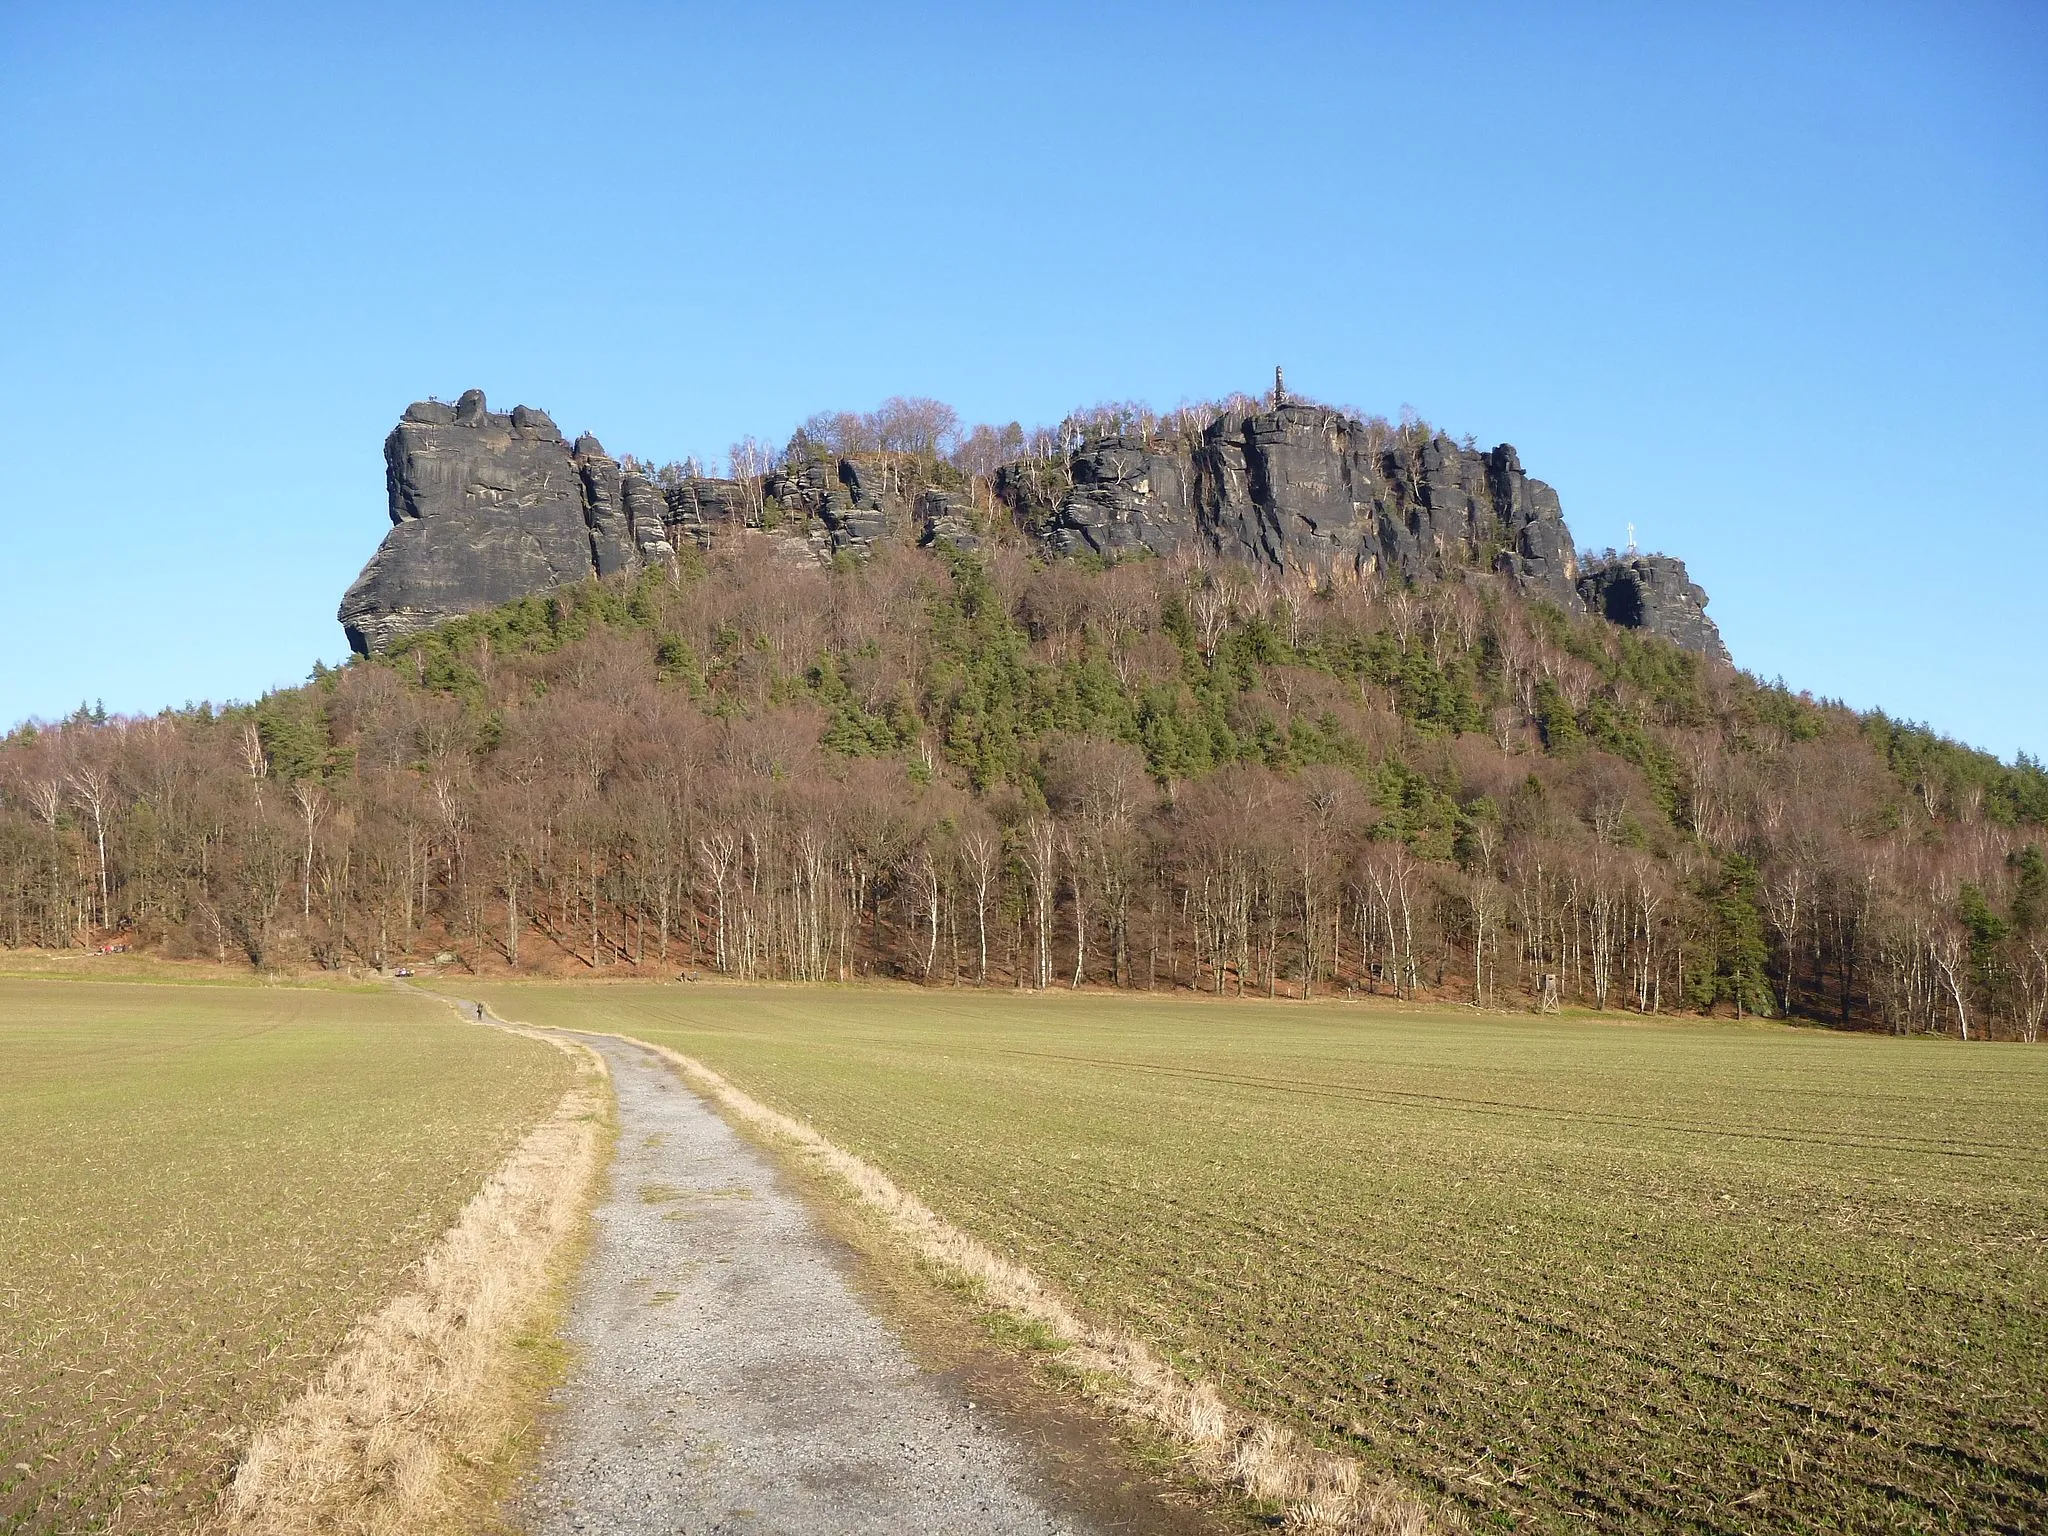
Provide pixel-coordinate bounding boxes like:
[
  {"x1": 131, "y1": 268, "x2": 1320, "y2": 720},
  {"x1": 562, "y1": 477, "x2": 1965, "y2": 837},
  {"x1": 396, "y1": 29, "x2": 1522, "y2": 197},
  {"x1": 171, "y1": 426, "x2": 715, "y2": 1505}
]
[{"x1": 292, "y1": 779, "x2": 327, "y2": 920}]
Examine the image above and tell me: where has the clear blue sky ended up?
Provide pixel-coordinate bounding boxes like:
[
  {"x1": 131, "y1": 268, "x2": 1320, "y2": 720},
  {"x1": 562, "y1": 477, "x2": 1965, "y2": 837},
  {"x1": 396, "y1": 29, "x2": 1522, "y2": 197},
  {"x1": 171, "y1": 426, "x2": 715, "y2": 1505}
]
[{"x1": 2, "y1": 1, "x2": 2042, "y2": 758}]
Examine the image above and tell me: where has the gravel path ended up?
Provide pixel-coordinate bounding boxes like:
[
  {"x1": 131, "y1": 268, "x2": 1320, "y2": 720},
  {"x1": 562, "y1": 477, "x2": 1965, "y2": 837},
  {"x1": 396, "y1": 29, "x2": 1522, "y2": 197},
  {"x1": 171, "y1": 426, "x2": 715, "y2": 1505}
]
[{"x1": 514, "y1": 1032, "x2": 1097, "y2": 1536}]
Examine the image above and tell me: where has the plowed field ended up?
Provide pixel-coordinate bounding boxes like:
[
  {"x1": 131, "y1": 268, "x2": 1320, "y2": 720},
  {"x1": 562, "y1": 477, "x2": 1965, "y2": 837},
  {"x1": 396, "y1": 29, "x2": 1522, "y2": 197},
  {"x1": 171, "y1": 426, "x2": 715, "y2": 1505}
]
[
  {"x1": 467, "y1": 982, "x2": 2048, "y2": 1535},
  {"x1": 0, "y1": 978, "x2": 569, "y2": 1533}
]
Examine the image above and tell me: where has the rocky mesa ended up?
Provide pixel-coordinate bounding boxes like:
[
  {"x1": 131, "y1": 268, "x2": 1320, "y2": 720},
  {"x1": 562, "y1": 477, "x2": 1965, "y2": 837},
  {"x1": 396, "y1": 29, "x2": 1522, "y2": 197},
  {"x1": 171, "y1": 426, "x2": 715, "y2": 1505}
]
[{"x1": 340, "y1": 388, "x2": 1727, "y2": 661}]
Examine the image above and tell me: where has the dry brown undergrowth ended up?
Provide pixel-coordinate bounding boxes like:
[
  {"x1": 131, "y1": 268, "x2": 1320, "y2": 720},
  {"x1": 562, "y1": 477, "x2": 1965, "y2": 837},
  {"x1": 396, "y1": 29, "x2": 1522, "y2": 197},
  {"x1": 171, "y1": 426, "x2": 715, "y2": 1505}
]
[
  {"x1": 202, "y1": 1019, "x2": 608, "y2": 1536},
  {"x1": 624, "y1": 1033, "x2": 1452, "y2": 1536}
]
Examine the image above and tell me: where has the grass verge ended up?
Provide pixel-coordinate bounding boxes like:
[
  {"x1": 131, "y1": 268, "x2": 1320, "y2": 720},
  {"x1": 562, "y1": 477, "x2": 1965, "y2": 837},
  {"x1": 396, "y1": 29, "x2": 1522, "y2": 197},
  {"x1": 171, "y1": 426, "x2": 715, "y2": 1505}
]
[
  {"x1": 207, "y1": 1014, "x2": 609, "y2": 1535},
  {"x1": 0, "y1": 978, "x2": 573, "y2": 1533}
]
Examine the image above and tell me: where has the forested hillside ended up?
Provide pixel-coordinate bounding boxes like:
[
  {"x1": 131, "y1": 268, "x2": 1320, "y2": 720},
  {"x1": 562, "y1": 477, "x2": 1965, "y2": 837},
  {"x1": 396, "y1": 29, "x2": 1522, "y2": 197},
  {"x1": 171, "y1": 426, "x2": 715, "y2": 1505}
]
[{"x1": 5, "y1": 536, "x2": 2044, "y2": 1038}]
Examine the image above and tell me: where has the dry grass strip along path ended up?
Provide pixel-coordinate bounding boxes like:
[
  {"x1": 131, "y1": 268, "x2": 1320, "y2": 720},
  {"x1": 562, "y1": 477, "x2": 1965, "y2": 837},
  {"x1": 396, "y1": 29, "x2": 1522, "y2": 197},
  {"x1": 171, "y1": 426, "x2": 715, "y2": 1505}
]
[{"x1": 514, "y1": 1031, "x2": 1093, "y2": 1536}]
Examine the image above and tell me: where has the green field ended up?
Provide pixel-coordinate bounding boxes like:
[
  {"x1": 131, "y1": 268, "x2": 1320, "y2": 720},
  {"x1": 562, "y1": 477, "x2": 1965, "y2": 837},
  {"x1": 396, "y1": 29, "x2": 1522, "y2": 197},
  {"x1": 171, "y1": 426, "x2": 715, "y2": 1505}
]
[
  {"x1": 0, "y1": 978, "x2": 571, "y2": 1534},
  {"x1": 468, "y1": 982, "x2": 2048, "y2": 1535}
]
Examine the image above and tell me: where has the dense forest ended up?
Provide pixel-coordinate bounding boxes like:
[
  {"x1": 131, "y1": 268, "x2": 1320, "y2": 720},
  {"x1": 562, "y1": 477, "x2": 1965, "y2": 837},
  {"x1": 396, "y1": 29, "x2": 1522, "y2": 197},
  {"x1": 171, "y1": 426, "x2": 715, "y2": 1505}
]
[{"x1": 5, "y1": 418, "x2": 2045, "y2": 1039}]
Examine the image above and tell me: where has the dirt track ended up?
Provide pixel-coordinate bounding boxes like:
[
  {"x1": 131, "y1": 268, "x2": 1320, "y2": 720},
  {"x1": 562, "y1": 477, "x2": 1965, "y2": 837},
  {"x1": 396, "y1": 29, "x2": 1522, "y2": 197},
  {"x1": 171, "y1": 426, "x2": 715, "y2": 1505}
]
[{"x1": 513, "y1": 1032, "x2": 1096, "y2": 1535}]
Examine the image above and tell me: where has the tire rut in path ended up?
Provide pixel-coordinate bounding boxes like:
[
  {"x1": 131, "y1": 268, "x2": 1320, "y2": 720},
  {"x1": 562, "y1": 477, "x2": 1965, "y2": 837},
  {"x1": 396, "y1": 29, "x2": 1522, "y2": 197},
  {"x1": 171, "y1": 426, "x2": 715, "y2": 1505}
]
[{"x1": 515, "y1": 1032, "x2": 1099, "y2": 1536}]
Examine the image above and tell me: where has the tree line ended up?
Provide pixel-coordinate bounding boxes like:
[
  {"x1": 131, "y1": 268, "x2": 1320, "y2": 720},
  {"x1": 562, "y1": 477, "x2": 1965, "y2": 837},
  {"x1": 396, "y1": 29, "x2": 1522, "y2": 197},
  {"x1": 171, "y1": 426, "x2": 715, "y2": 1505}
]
[{"x1": 5, "y1": 537, "x2": 2044, "y2": 1038}]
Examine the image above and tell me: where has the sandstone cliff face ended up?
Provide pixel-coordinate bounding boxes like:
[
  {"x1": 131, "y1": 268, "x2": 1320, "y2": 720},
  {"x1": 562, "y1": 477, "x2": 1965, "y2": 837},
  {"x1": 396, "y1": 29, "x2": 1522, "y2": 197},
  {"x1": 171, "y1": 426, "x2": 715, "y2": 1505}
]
[
  {"x1": 1021, "y1": 407, "x2": 1588, "y2": 615},
  {"x1": 338, "y1": 390, "x2": 674, "y2": 655},
  {"x1": 1578, "y1": 555, "x2": 1728, "y2": 661},
  {"x1": 340, "y1": 391, "x2": 1726, "y2": 661}
]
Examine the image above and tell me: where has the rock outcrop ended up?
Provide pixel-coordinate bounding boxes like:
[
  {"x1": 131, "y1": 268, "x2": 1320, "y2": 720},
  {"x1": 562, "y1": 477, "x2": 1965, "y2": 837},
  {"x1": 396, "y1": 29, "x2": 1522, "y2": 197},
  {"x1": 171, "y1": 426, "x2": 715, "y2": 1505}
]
[
  {"x1": 1010, "y1": 409, "x2": 1588, "y2": 615},
  {"x1": 1578, "y1": 555, "x2": 1727, "y2": 661},
  {"x1": 915, "y1": 488, "x2": 980, "y2": 552},
  {"x1": 339, "y1": 390, "x2": 674, "y2": 655},
  {"x1": 340, "y1": 390, "x2": 1726, "y2": 661},
  {"x1": 999, "y1": 406, "x2": 1724, "y2": 653},
  {"x1": 663, "y1": 476, "x2": 747, "y2": 552},
  {"x1": 764, "y1": 451, "x2": 909, "y2": 556}
]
